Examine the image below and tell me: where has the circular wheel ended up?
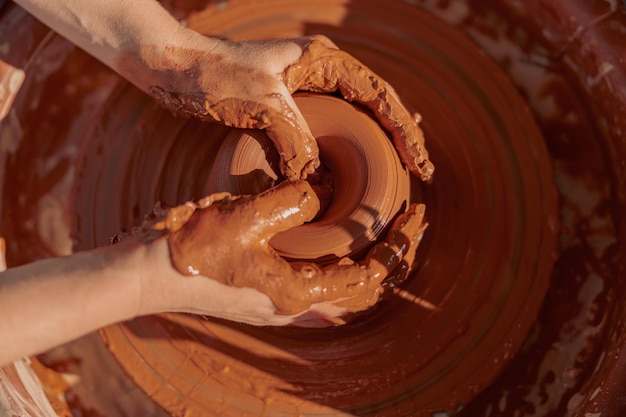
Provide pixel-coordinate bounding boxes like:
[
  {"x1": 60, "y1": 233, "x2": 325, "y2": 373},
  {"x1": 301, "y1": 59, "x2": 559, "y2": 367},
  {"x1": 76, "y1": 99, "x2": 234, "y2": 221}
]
[{"x1": 89, "y1": 2, "x2": 557, "y2": 416}]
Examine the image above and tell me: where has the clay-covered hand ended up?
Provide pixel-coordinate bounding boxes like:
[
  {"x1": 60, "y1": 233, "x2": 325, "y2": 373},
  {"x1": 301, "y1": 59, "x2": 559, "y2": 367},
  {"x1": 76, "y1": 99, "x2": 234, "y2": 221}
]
[
  {"x1": 144, "y1": 33, "x2": 433, "y2": 182},
  {"x1": 140, "y1": 181, "x2": 427, "y2": 326},
  {"x1": 14, "y1": 0, "x2": 432, "y2": 181}
]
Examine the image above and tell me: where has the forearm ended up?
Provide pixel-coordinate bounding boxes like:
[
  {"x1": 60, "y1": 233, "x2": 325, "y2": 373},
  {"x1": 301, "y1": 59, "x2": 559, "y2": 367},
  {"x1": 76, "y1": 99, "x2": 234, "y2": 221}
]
[
  {"x1": 13, "y1": 0, "x2": 216, "y2": 93},
  {"x1": 0, "y1": 239, "x2": 150, "y2": 366}
]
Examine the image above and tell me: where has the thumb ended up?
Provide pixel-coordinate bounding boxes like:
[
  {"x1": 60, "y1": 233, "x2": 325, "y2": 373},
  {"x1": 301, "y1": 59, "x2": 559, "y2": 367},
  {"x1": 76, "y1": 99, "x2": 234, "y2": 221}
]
[{"x1": 245, "y1": 180, "x2": 321, "y2": 237}]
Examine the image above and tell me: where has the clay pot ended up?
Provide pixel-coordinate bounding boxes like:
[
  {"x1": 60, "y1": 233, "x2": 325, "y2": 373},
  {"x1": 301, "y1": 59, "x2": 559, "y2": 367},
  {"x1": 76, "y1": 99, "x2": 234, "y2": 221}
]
[
  {"x1": 0, "y1": 1, "x2": 624, "y2": 417},
  {"x1": 208, "y1": 93, "x2": 411, "y2": 263}
]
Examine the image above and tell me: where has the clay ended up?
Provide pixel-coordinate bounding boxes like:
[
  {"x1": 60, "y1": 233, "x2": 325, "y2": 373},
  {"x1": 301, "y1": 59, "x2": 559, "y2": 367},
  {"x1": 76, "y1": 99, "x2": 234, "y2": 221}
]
[
  {"x1": 27, "y1": 358, "x2": 72, "y2": 417},
  {"x1": 282, "y1": 38, "x2": 434, "y2": 182},
  {"x1": 209, "y1": 93, "x2": 413, "y2": 263},
  {"x1": 0, "y1": 0, "x2": 625, "y2": 416},
  {"x1": 147, "y1": 78, "x2": 321, "y2": 180},
  {"x1": 137, "y1": 89, "x2": 424, "y2": 315},
  {"x1": 135, "y1": 33, "x2": 434, "y2": 182}
]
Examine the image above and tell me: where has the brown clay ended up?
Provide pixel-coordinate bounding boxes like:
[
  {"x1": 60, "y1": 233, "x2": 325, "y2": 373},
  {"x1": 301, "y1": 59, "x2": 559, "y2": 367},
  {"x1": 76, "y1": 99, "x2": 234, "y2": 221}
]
[
  {"x1": 209, "y1": 93, "x2": 412, "y2": 263},
  {"x1": 1, "y1": 0, "x2": 625, "y2": 416}
]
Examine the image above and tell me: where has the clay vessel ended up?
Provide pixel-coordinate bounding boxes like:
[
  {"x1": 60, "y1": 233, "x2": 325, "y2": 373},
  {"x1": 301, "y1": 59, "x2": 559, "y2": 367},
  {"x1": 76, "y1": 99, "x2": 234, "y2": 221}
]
[{"x1": 208, "y1": 93, "x2": 411, "y2": 263}]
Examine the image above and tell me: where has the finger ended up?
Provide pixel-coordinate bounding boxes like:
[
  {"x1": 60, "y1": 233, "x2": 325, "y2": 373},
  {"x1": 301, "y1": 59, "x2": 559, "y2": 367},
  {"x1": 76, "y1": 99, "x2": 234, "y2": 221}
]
[
  {"x1": 239, "y1": 180, "x2": 321, "y2": 237},
  {"x1": 364, "y1": 203, "x2": 427, "y2": 280},
  {"x1": 289, "y1": 34, "x2": 340, "y2": 52},
  {"x1": 379, "y1": 207, "x2": 428, "y2": 293},
  {"x1": 295, "y1": 204, "x2": 427, "y2": 313},
  {"x1": 281, "y1": 39, "x2": 434, "y2": 181},
  {"x1": 153, "y1": 82, "x2": 320, "y2": 181},
  {"x1": 262, "y1": 87, "x2": 320, "y2": 180}
]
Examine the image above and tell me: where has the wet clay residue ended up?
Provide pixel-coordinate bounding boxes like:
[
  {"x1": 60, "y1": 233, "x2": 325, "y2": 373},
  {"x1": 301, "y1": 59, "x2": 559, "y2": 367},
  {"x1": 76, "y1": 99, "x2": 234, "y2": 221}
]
[{"x1": 1, "y1": 0, "x2": 624, "y2": 416}]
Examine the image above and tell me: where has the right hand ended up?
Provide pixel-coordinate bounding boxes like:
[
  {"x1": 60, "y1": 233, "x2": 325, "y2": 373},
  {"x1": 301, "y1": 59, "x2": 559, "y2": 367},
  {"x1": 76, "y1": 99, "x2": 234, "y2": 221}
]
[{"x1": 139, "y1": 180, "x2": 427, "y2": 326}]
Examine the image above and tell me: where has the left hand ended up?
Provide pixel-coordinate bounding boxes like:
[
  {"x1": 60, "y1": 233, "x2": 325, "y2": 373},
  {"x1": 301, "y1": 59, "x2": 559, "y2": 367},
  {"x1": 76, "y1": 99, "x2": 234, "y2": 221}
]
[
  {"x1": 144, "y1": 33, "x2": 434, "y2": 182},
  {"x1": 15, "y1": 0, "x2": 434, "y2": 182}
]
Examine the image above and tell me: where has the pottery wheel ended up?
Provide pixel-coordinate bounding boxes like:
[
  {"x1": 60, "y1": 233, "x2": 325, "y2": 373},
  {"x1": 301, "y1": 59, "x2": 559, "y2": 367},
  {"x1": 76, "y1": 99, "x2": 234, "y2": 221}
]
[
  {"x1": 93, "y1": 3, "x2": 557, "y2": 416},
  {"x1": 0, "y1": 1, "x2": 560, "y2": 416}
]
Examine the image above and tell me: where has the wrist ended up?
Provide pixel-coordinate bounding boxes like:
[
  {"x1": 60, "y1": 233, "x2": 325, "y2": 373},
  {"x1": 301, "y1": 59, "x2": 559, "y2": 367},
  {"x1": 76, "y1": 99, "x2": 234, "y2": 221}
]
[
  {"x1": 124, "y1": 27, "x2": 223, "y2": 93},
  {"x1": 131, "y1": 237, "x2": 190, "y2": 316}
]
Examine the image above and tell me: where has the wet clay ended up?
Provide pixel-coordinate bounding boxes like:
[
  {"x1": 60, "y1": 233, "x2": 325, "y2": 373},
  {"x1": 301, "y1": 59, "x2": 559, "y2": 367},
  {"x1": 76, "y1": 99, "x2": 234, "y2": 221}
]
[
  {"x1": 1, "y1": 0, "x2": 624, "y2": 416},
  {"x1": 281, "y1": 39, "x2": 434, "y2": 183},
  {"x1": 210, "y1": 94, "x2": 413, "y2": 264}
]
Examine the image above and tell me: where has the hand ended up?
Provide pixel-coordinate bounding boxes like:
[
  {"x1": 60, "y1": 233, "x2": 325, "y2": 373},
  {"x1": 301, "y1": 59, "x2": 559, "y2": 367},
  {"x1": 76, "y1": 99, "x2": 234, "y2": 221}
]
[
  {"x1": 14, "y1": 0, "x2": 433, "y2": 181},
  {"x1": 139, "y1": 180, "x2": 427, "y2": 326},
  {"x1": 145, "y1": 33, "x2": 434, "y2": 182}
]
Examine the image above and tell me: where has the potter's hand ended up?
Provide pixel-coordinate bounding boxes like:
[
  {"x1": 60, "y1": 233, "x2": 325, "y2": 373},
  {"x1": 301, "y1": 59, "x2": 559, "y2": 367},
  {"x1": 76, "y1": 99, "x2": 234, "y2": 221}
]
[
  {"x1": 146, "y1": 35, "x2": 434, "y2": 182},
  {"x1": 140, "y1": 181, "x2": 427, "y2": 326},
  {"x1": 145, "y1": 36, "x2": 322, "y2": 181},
  {"x1": 15, "y1": 0, "x2": 433, "y2": 181},
  {"x1": 14, "y1": 0, "x2": 318, "y2": 180},
  {"x1": 145, "y1": 34, "x2": 434, "y2": 182}
]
